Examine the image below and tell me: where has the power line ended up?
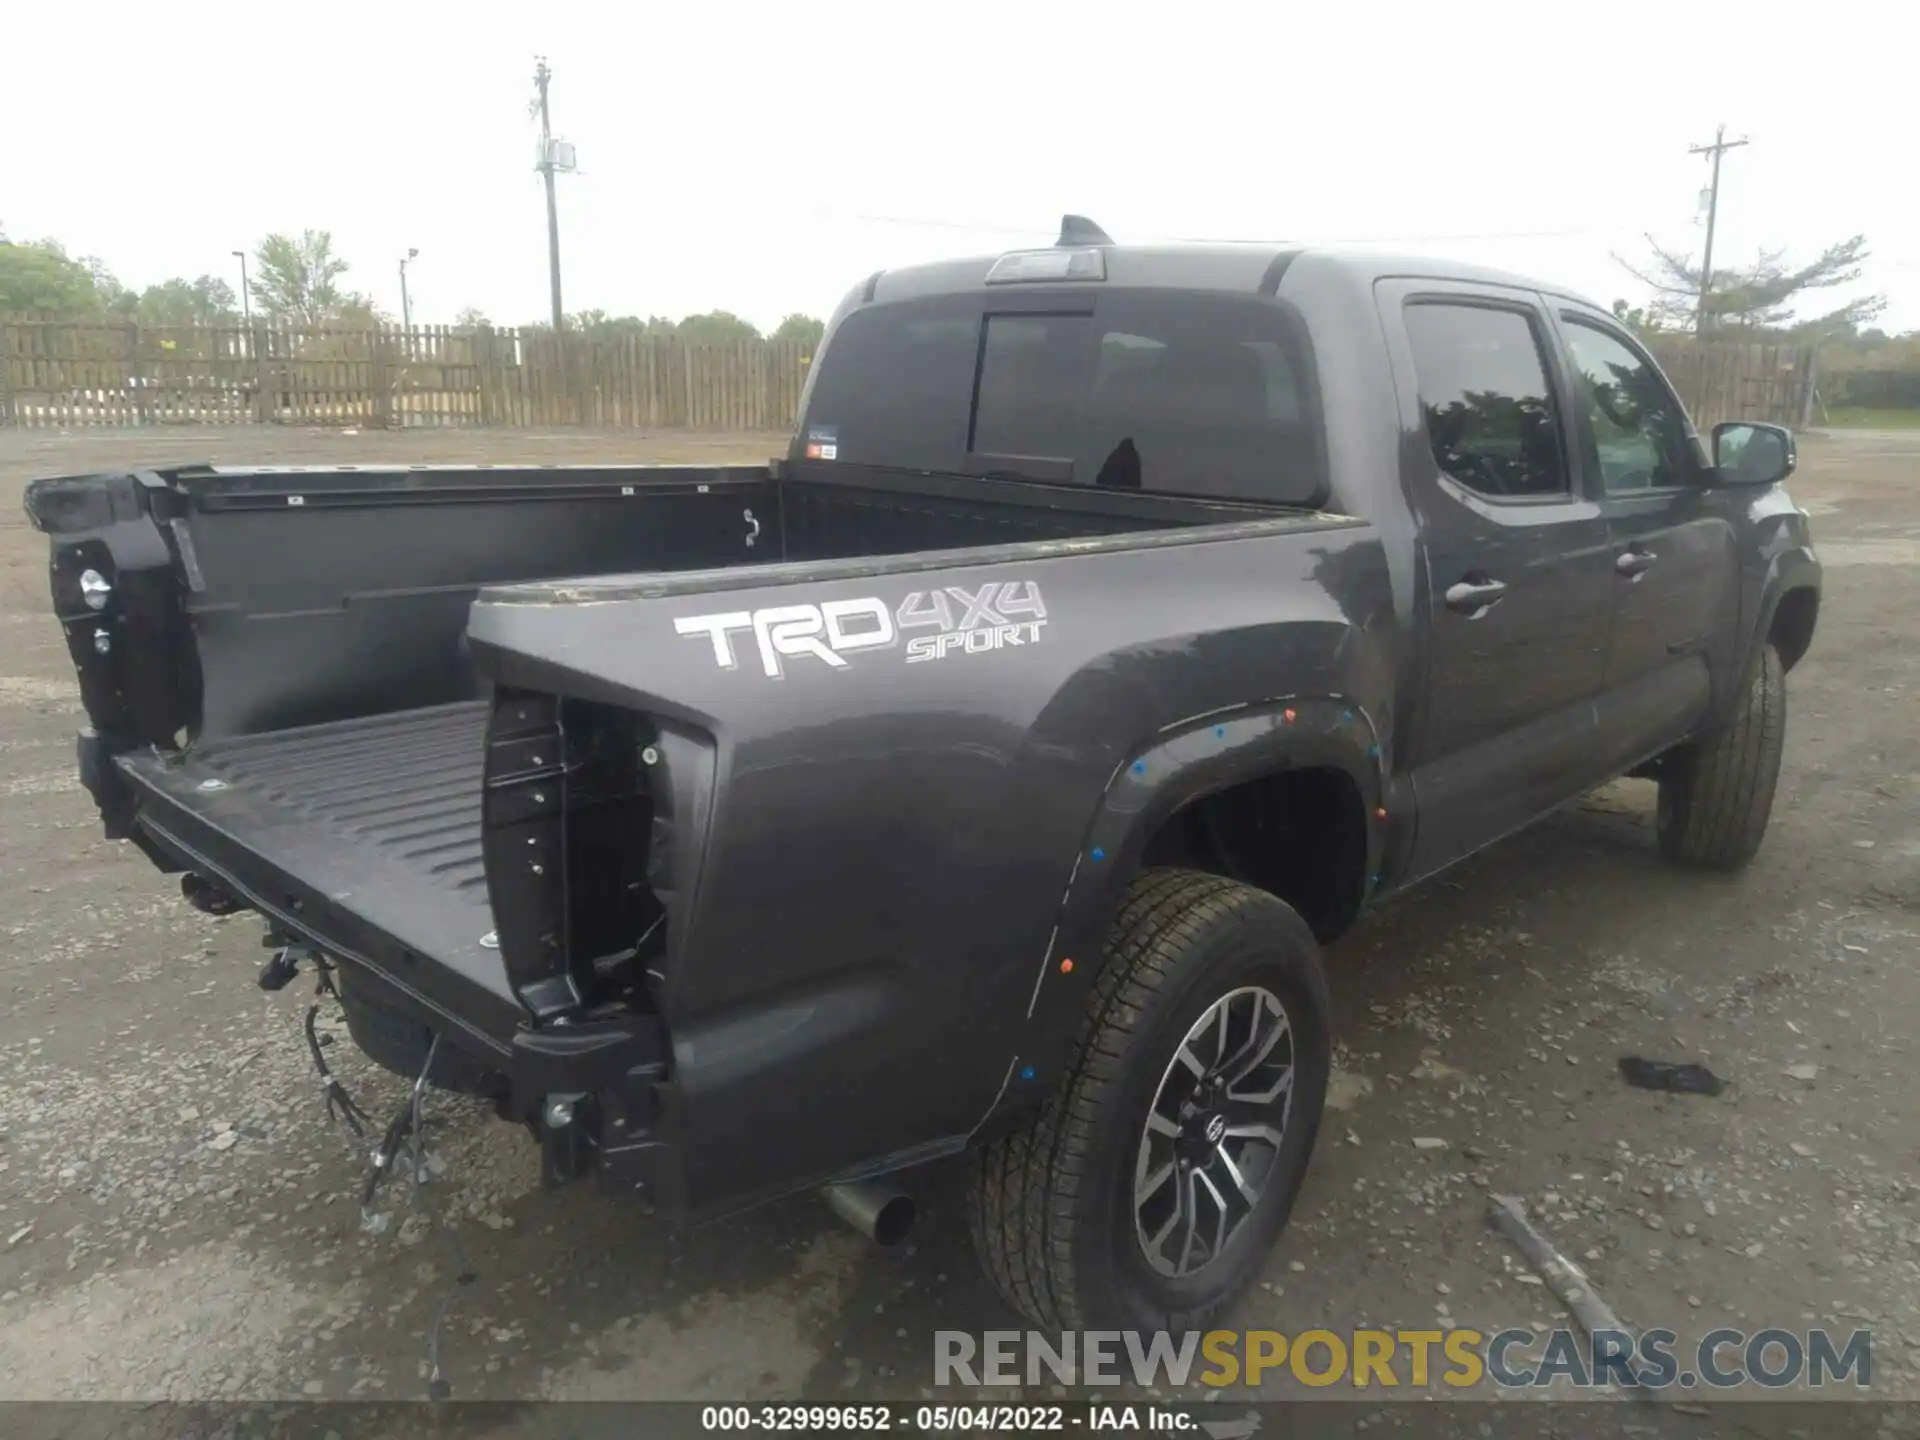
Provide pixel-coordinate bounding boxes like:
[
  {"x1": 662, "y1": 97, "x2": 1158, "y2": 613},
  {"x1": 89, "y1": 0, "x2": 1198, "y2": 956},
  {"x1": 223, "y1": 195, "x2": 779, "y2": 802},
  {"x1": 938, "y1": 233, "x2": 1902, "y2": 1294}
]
[
  {"x1": 833, "y1": 210, "x2": 1632, "y2": 248},
  {"x1": 842, "y1": 212, "x2": 1053, "y2": 237},
  {"x1": 1180, "y1": 225, "x2": 1625, "y2": 247},
  {"x1": 1688, "y1": 124, "x2": 1749, "y2": 335}
]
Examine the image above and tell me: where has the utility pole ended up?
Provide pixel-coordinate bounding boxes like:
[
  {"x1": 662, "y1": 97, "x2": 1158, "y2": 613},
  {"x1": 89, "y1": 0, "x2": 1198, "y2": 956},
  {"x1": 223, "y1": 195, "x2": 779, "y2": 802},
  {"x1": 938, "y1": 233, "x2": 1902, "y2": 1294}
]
[
  {"x1": 233, "y1": 247, "x2": 264, "y2": 423},
  {"x1": 232, "y1": 250, "x2": 252, "y2": 327},
  {"x1": 399, "y1": 248, "x2": 418, "y2": 331},
  {"x1": 1689, "y1": 124, "x2": 1748, "y2": 335},
  {"x1": 532, "y1": 58, "x2": 565, "y2": 331}
]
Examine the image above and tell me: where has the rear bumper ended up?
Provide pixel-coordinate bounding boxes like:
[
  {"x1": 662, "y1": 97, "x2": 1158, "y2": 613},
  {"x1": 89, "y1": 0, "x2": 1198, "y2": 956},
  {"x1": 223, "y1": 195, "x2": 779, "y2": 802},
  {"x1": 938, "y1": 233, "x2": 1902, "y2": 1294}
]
[{"x1": 82, "y1": 726, "x2": 682, "y2": 1207}]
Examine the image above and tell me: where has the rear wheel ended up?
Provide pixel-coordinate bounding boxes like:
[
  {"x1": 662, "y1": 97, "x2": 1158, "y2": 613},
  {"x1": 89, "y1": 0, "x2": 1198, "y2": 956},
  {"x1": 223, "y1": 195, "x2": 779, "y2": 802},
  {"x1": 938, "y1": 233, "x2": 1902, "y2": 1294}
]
[
  {"x1": 1657, "y1": 644, "x2": 1786, "y2": 870},
  {"x1": 967, "y1": 868, "x2": 1331, "y2": 1330}
]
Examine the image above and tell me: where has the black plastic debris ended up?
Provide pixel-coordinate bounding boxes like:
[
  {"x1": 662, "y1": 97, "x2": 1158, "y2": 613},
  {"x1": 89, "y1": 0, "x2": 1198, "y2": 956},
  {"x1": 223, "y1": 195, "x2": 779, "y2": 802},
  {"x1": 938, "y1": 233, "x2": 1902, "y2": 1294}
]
[{"x1": 1618, "y1": 1056, "x2": 1725, "y2": 1096}]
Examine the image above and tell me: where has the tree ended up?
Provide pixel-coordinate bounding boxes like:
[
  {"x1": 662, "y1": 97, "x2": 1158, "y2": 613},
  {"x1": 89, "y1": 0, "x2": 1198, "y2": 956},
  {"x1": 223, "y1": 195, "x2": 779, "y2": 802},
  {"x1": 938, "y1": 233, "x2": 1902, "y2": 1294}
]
[
  {"x1": 770, "y1": 313, "x2": 825, "y2": 349},
  {"x1": 1610, "y1": 299, "x2": 1660, "y2": 336},
  {"x1": 328, "y1": 294, "x2": 387, "y2": 327},
  {"x1": 0, "y1": 238, "x2": 104, "y2": 313},
  {"x1": 250, "y1": 230, "x2": 350, "y2": 325},
  {"x1": 1618, "y1": 233, "x2": 1886, "y2": 337},
  {"x1": 676, "y1": 310, "x2": 761, "y2": 345},
  {"x1": 85, "y1": 257, "x2": 138, "y2": 317},
  {"x1": 554, "y1": 310, "x2": 759, "y2": 343},
  {"x1": 453, "y1": 305, "x2": 492, "y2": 330},
  {"x1": 136, "y1": 275, "x2": 238, "y2": 327}
]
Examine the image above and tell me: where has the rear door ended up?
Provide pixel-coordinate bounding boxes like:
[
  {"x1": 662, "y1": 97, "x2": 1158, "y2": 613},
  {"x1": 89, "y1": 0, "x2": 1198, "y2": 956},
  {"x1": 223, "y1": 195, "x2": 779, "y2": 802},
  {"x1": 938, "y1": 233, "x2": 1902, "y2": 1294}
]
[
  {"x1": 1548, "y1": 310, "x2": 1740, "y2": 770},
  {"x1": 1377, "y1": 280, "x2": 1617, "y2": 877}
]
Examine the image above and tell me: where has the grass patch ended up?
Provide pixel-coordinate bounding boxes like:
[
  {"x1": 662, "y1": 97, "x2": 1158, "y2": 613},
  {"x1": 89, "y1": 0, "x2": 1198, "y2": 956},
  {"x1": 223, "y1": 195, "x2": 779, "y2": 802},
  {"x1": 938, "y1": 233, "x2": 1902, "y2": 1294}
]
[{"x1": 1818, "y1": 406, "x2": 1920, "y2": 430}]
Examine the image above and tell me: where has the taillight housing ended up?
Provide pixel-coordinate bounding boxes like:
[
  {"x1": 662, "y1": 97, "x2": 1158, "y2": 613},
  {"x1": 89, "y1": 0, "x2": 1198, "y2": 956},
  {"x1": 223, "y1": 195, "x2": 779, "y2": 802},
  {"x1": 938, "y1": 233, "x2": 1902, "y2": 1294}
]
[{"x1": 482, "y1": 689, "x2": 665, "y2": 1021}]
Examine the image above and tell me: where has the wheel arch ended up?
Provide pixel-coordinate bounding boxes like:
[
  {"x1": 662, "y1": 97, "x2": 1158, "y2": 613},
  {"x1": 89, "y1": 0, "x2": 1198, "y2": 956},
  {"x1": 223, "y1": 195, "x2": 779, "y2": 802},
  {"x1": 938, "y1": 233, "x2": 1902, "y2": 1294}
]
[
  {"x1": 1768, "y1": 584, "x2": 1818, "y2": 673},
  {"x1": 1140, "y1": 765, "x2": 1369, "y2": 944},
  {"x1": 1739, "y1": 539, "x2": 1819, "y2": 690},
  {"x1": 1015, "y1": 697, "x2": 1384, "y2": 1093}
]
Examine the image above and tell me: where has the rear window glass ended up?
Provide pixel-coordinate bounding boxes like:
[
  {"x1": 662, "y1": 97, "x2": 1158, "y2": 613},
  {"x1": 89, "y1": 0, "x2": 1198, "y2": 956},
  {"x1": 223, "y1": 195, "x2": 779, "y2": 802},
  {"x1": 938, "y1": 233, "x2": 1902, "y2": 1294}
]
[
  {"x1": 799, "y1": 310, "x2": 980, "y2": 474},
  {"x1": 799, "y1": 291, "x2": 1324, "y2": 506}
]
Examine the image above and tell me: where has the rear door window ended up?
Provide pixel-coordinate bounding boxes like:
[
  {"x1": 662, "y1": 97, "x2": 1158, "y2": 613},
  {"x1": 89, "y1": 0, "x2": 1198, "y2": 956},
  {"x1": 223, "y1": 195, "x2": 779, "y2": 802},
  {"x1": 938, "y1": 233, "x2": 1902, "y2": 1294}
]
[{"x1": 1404, "y1": 302, "x2": 1569, "y2": 500}]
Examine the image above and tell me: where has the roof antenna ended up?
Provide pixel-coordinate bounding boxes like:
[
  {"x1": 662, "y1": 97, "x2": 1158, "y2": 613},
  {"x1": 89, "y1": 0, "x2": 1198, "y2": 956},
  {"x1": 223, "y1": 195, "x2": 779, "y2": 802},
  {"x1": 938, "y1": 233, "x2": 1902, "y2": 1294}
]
[{"x1": 1057, "y1": 214, "x2": 1113, "y2": 247}]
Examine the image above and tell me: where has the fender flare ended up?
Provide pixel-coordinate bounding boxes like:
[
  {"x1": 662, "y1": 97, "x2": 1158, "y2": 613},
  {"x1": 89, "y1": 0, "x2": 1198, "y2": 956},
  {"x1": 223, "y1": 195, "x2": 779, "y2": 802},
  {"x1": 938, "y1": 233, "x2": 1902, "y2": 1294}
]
[
  {"x1": 1752, "y1": 547, "x2": 1820, "y2": 673},
  {"x1": 1007, "y1": 695, "x2": 1387, "y2": 1098}
]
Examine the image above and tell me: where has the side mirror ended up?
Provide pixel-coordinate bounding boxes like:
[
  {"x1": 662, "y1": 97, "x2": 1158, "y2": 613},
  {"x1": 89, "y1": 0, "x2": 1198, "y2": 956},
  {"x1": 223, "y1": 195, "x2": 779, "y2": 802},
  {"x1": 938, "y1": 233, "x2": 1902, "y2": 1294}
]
[{"x1": 1712, "y1": 421, "x2": 1796, "y2": 487}]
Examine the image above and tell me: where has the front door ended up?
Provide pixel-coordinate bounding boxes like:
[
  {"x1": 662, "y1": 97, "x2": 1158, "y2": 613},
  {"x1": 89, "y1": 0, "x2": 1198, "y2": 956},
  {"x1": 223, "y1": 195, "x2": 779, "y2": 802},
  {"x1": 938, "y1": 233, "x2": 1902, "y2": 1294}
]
[
  {"x1": 1377, "y1": 282, "x2": 1617, "y2": 877},
  {"x1": 1551, "y1": 312, "x2": 1741, "y2": 772}
]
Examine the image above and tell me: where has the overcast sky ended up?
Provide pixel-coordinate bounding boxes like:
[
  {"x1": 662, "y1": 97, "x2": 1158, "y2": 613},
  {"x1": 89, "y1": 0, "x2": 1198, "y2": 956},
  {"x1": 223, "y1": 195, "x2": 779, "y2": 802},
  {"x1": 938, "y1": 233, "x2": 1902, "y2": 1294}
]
[{"x1": 8, "y1": 1, "x2": 1914, "y2": 332}]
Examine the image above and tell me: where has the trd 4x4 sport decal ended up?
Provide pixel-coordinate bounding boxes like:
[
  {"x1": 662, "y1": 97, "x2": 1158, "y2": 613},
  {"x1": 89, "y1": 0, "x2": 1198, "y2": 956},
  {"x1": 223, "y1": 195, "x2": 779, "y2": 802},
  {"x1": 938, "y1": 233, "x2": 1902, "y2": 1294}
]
[{"x1": 673, "y1": 580, "x2": 1047, "y2": 679}]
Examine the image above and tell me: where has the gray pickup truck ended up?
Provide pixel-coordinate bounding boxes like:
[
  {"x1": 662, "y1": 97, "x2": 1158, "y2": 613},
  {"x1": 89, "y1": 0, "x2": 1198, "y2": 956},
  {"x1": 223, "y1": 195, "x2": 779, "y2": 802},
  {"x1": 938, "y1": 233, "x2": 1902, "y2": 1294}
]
[{"x1": 28, "y1": 218, "x2": 1818, "y2": 1332}]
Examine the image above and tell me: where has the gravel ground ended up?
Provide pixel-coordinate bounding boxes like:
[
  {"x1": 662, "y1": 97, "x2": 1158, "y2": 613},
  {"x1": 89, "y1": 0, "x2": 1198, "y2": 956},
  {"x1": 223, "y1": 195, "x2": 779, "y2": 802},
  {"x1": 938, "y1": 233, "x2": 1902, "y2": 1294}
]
[{"x1": 0, "y1": 425, "x2": 1916, "y2": 1408}]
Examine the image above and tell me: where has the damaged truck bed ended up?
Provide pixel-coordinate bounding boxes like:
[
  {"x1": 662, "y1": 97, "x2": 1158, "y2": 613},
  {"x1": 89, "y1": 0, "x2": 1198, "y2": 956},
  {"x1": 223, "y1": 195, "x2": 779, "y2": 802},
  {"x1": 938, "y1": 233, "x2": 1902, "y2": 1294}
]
[
  {"x1": 34, "y1": 447, "x2": 1353, "y2": 1216},
  {"x1": 120, "y1": 701, "x2": 512, "y2": 1046}
]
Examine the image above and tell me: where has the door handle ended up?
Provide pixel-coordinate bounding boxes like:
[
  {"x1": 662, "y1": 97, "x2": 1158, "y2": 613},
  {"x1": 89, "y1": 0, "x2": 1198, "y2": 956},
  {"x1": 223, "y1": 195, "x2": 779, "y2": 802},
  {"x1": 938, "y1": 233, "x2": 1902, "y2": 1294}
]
[
  {"x1": 1444, "y1": 576, "x2": 1509, "y2": 615},
  {"x1": 1615, "y1": 547, "x2": 1657, "y2": 578},
  {"x1": 744, "y1": 507, "x2": 761, "y2": 548}
]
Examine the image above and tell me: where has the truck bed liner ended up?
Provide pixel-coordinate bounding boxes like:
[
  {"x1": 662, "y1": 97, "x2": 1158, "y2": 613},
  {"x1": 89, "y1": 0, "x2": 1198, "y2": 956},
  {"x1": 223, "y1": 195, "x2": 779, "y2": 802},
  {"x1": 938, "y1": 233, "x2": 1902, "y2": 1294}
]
[{"x1": 118, "y1": 702, "x2": 521, "y2": 1051}]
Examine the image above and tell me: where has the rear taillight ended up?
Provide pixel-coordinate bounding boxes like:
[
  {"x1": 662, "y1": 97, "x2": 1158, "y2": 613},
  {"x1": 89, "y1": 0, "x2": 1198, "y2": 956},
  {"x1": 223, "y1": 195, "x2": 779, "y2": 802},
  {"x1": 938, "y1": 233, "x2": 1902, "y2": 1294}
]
[
  {"x1": 53, "y1": 541, "x2": 115, "y2": 616},
  {"x1": 51, "y1": 539, "x2": 196, "y2": 750}
]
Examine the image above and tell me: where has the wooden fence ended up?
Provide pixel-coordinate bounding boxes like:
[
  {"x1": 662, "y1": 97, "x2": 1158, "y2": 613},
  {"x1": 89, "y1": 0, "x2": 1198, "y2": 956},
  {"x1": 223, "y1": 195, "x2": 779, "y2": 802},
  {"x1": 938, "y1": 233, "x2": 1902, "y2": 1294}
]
[
  {"x1": 0, "y1": 316, "x2": 812, "y2": 431},
  {"x1": 0, "y1": 315, "x2": 1810, "y2": 436},
  {"x1": 1644, "y1": 338, "x2": 1812, "y2": 433}
]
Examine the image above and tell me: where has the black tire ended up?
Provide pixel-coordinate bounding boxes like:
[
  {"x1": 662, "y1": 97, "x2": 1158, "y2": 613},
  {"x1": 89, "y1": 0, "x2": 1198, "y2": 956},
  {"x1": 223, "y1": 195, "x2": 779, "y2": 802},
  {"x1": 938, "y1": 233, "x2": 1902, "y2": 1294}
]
[
  {"x1": 1657, "y1": 643, "x2": 1786, "y2": 870},
  {"x1": 966, "y1": 868, "x2": 1331, "y2": 1330}
]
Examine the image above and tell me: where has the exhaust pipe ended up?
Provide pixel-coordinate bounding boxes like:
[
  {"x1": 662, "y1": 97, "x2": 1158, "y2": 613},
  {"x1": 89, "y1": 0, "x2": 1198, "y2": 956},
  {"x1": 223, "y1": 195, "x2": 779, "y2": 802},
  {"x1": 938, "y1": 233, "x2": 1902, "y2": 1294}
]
[{"x1": 822, "y1": 1177, "x2": 915, "y2": 1246}]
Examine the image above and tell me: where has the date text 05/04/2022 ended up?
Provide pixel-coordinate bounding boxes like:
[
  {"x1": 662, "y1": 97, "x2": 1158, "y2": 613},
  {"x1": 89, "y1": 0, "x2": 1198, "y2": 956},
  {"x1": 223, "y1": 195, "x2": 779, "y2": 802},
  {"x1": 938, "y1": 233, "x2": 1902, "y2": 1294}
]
[{"x1": 699, "y1": 1403, "x2": 1217, "y2": 1433}]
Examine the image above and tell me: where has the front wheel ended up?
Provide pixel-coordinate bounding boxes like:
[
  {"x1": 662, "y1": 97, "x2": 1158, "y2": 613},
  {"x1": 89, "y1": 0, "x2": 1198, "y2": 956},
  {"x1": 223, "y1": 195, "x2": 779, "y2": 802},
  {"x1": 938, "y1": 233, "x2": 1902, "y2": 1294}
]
[
  {"x1": 967, "y1": 869, "x2": 1331, "y2": 1330},
  {"x1": 1657, "y1": 644, "x2": 1786, "y2": 871}
]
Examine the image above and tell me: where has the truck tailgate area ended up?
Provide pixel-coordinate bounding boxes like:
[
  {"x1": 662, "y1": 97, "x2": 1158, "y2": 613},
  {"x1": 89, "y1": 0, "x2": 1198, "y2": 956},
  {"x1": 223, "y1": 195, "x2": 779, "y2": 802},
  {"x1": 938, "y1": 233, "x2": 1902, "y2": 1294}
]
[{"x1": 117, "y1": 702, "x2": 523, "y2": 1054}]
